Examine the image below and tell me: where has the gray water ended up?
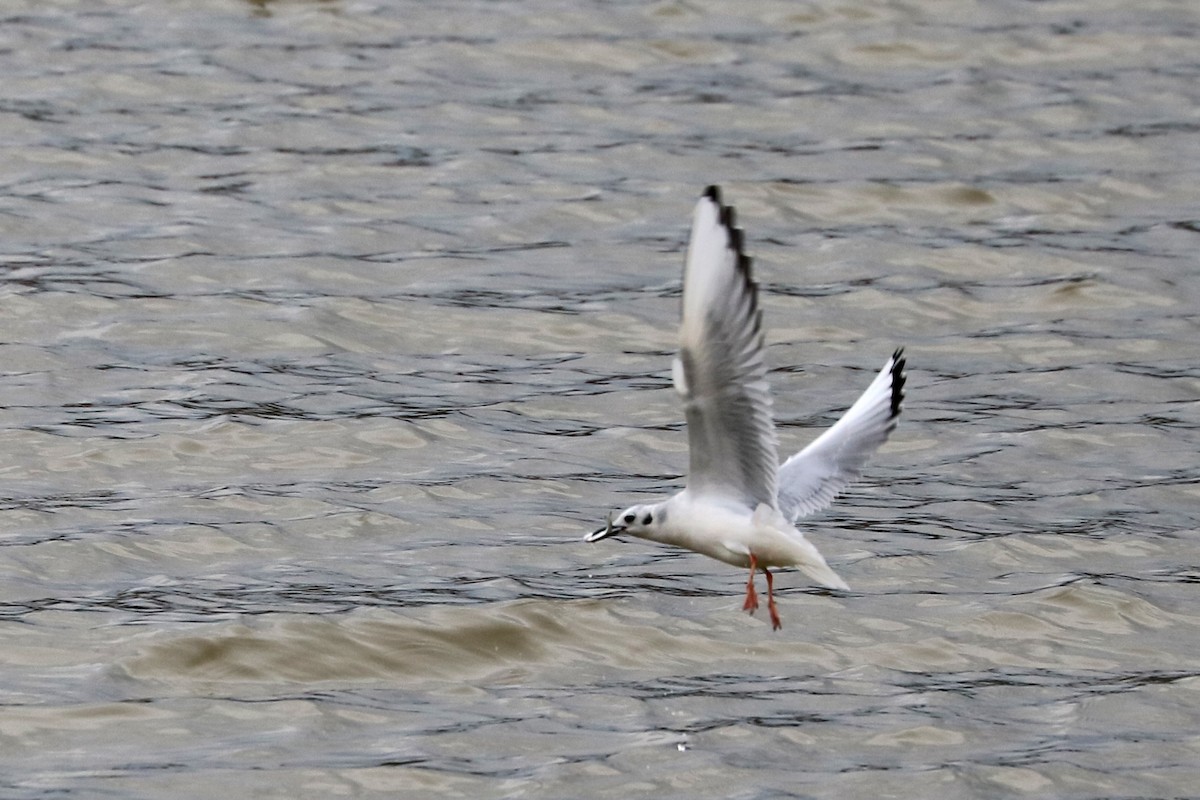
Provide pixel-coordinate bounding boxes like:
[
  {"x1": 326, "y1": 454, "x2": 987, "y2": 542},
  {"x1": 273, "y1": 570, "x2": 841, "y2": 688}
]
[{"x1": 2, "y1": 0, "x2": 1199, "y2": 797}]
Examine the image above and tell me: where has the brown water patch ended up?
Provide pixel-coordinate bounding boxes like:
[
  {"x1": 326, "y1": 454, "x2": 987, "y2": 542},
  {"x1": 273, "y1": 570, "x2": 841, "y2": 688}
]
[{"x1": 121, "y1": 599, "x2": 846, "y2": 686}]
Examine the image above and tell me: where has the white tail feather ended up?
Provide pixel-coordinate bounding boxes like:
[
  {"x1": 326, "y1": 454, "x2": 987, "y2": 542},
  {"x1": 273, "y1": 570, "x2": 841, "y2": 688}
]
[
  {"x1": 751, "y1": 503, "x2": 849, "y2": 591},
  {"x1": 793, "y1": 542, "x2": 850, "y2": 591}
]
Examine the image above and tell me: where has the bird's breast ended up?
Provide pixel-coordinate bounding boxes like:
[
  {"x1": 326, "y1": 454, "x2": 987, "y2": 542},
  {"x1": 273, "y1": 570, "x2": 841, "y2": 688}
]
[{"x1": 651, "y1": 494, "x2": 815, "y2": 570}]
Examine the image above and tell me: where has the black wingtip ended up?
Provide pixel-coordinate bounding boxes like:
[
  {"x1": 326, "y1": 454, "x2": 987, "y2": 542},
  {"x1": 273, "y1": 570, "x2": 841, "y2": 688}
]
[
  {"x1": 889, "y1": 347, "x2": 907, "y2": 418},
  {"x1": 704, "y1": 186, "x2": 737, "y2": 238},
  {"x1": 697, "y1": 185, "x2": 757, "y2": 290},
  {"x1": 689, "y1": 185, "x2": 762, "y2": 343}
]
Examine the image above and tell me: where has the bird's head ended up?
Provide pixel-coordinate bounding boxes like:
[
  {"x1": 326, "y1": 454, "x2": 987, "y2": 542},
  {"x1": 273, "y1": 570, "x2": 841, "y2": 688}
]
[{"x1": 585, "y1": 504, "x2": 660, "y2": 542}]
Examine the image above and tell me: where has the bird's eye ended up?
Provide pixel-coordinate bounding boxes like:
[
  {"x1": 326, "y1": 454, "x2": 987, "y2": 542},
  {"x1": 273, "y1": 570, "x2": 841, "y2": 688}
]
[
  {"x1": 624, "y1": 513, "x2": 636, "y2": 524},
  {"x1": 642, "y1": 513, "x2": 653, "y2": 525}
]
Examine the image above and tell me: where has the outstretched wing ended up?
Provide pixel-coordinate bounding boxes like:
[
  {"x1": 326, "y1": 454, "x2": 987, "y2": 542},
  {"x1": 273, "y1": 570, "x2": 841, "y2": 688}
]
[
  {"x1": 776, "y1": 350, "x2": 906, "y2": 522},
  {"x1": 674, "y1": 186, "x2": 778, "y2": 509}
]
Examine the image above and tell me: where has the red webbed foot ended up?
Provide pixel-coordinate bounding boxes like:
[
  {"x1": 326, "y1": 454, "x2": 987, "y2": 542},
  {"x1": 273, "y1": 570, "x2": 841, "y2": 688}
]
[
  {"x1": 743, "y1": 552, "x2": 760, "y2": 614},
  {"x1": 765, "y1": 568, "x2": 782, "y2": 631}
]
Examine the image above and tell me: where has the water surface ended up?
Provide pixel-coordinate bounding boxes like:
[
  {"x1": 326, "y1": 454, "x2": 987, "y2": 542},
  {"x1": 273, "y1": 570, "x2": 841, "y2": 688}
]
[{"x1": 1, "y1": 0, "x2": 1199, "y2": 797}]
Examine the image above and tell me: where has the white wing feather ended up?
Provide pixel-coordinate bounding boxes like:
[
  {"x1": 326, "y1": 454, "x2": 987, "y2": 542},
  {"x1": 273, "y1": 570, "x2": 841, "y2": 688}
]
[
  {"x1": 676, "y1": 187, "x2": 779, "y2": 510},
  {"x1": 776, "y1": 351, "x2": 906, "y2": 522}
]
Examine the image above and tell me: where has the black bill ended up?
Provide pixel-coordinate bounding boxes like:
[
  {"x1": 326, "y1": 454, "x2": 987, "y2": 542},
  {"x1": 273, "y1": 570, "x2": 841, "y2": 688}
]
[{"x1": 584, "y1": 512, "x2": 624, "y2": 543}]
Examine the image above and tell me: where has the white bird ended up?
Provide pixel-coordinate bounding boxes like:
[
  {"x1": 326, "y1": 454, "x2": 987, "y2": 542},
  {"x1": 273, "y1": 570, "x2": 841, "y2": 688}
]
[{"x1": 586, "y1": 186, "x2": 906, "y2": 630}]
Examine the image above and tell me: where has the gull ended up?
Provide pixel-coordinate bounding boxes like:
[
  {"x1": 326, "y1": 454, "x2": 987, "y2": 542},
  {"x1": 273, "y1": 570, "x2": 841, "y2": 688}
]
[{"x1": 586, "y1": 186, "x2": 905, "y2": 630}]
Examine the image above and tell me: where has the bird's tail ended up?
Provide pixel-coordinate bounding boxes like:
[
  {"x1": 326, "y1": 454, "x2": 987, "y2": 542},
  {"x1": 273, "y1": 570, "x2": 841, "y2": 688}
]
[
  {"x1": 753, "y1": 503, "x2": 850, "y2": 591},
  {"x1": 793, "y1": 544, "x2": 850, "y2": 591}
]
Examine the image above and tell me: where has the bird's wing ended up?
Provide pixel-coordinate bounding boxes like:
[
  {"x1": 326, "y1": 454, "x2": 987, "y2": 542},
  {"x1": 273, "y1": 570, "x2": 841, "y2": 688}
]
[
  {"x1": 674, "y1": 186, "x2": 778, "y2": 509},
  {"x1": 776, "y1": 350, "x2": 906, "y2": 522}
]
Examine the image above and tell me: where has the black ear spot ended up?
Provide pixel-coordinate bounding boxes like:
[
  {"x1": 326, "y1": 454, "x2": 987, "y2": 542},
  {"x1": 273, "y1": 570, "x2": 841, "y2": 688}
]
[
  {"x1": 642, "y1": 512, "x2": 653, "y2": 525},
  {"x1": 623, "y1": 513, "x2": 636, "y2": 524}
]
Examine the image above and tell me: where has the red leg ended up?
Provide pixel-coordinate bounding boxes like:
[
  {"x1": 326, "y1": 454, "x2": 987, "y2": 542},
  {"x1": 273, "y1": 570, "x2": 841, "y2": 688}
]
[
  {"x1": 742, "y1": 552, "x2": 759, "y2": 614},
  {"x1": 765, "y1": 568, "x2": 782, "y2": 631}
]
